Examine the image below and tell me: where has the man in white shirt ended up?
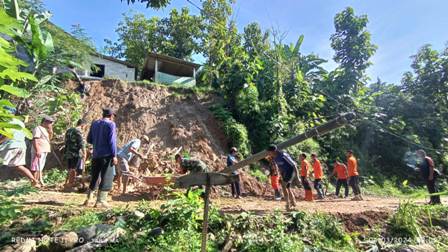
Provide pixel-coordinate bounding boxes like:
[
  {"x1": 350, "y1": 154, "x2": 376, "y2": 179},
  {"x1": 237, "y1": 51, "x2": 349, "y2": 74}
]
[{"x1": 116, "y1": 135, "x2": 149, "y2": 194}]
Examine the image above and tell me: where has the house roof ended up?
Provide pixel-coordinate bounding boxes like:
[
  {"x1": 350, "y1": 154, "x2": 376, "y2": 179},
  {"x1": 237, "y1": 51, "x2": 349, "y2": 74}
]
[
  {"x1": 91, "y1": 53, "x2": 137, "y2": 68},
  {"x1": 146, "y1": 52, "x2": 201, "y2": 69}
]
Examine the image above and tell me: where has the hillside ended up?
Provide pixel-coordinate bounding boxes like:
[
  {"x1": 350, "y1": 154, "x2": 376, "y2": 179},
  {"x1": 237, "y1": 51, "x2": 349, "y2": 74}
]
[{"x1": 79, "y1": 80, "x2": 266, "y2": 196}]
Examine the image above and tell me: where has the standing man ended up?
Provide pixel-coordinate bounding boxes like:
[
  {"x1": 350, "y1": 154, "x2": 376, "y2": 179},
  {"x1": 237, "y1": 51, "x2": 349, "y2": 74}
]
[
  {"x1": 227, "y1": 147, "x2": 241, "y2": 199},
  {"x1": 31, "y1": 115, "x2": 54, "y2": 186},
  {"x1": 299, "y1": 154, "x2": 313, "y2": 202},
  {"x1": 267, "y1": 145, "x2": 298, "y2": 210},
  {"x1": 0, "y1": 107, "x2": 39, "y2": 186},
  {"x1": 416, "y1": 150, "x2": 441, "y2": 205},
  {"x1": 311, "y1": 154, "x2": 324, "y2": 199},
  {"x1": 64, "y1": 119, "x2": 87, "y2": 187},
  {"x1": 347, "y1": 150, "x2": 363, "y2": 201},
  {"x1": 84, "y1": 108, "x2": 118, "y2": 208},
  {"x1": 331, "y1": 160, "x2": 349, "y2": 198},
  {"x1": 116, "y1": 135, "x2": 150, "y2": 194}
]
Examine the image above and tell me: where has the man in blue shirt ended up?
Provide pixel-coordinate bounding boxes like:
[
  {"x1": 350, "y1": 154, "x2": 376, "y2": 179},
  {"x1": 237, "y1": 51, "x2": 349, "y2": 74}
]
[
  {"x1": 267, "y1": 145, "x2": 299, "y2": 210},
  {"x1": 227, "y1": 147, "x2": 241, "y2": 198},
  {"x1": 84, "y1": 108, "x2": 118, "y2": 208},
  {"x1": 116, "y1": 135, "x2": 149, "y2": 194}
]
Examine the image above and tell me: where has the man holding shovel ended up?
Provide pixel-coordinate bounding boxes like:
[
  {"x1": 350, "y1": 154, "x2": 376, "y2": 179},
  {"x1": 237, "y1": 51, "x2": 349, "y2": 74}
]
[{"x1": 116, "y1": 135, "x2": 150, "y2": 194}]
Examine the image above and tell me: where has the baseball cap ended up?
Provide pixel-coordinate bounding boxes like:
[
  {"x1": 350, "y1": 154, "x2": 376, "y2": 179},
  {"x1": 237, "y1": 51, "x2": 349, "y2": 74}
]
[
  {"x1": 102, "y1": 108, "x2": 116, "y2": 117},
  {"x1": 43, "y1": 115, "x2": 55, "y2": 122}
]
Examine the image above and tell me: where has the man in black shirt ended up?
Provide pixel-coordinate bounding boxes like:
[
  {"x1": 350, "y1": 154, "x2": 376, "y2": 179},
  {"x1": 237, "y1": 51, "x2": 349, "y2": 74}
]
[{"x1": 416, "y1": 149, "x2": 441, "y2": 205}]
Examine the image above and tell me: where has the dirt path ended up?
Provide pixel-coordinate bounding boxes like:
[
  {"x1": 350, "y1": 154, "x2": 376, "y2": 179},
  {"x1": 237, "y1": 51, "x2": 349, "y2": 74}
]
[{"x1": 20, "y1": 189, "x2": 441, "y2": 215}]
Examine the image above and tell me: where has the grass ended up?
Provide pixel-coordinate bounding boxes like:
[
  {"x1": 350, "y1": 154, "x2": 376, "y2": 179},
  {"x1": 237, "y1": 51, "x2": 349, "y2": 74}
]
[
  {"x1": 248, "y1": 168, "x2": 269, "y2": 183},
  {"x1": 60, "y1": 211, "x2": 103, "y2": 231}
]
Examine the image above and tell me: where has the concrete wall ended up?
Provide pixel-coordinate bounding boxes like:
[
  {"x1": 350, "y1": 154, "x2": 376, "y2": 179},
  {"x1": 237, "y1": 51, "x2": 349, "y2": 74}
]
[
  {"x1": 155, "y1": 72, "x2": 196, "y2": 87},
  {"x1": 79, "y1": 55, "x2": 136, "y2": 81}
]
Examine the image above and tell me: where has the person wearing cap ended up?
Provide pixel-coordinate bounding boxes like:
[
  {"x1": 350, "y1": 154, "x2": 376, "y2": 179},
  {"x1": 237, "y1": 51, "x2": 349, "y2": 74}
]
[
  {"x1": 311, "y1": 153, "x2": 325, "y2": 199},
  {"x1": 227, "y1": 147, "x2": 241, "y2": 199},
  {"x1": 331, "y1": 159, "x2": 349, "y2": 198},
  {"x1": 0, "y1": 107, "x2": 39, "y2": 186},
  {"x1": 116, "y1": 135, "x2": 150, "y2": 194},
  {"x1": 31, "y1": 115, "x2": 54, "y2": 186},
  {"x1": 84, "y1": 108, "x2": 118, "y2": 208},
  {"x1": 64, "y1": 119, "x2": 87, "y2": 187},
  {"x1": 346, "y1": 150, "x2": 363, "y2": 201},
  {"x1": 266, "y1": 145, "x2": 298, "y2": 210}
]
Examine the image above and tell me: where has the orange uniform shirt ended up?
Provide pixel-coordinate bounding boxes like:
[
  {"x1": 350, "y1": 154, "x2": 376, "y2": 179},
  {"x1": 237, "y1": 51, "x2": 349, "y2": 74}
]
[
  {"x1": 312, "y1": 159, "x2": 323, "y2": 179},
  {"x1": 300, "y1": 160, "x2": 310, "y2": 177},
  {"x1": 347, "y1": 156, "x2": 359, "y2": 177},
  {"x1": 334, "y1": 163, "x2": 347, "y2": 179}
]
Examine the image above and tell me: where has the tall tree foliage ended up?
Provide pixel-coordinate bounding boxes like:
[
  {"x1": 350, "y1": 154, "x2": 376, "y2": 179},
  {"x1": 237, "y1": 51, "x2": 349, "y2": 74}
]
[
  {"x1": 329, "y1": 7, "x2": 377, "y2": 95},
  {"x1": 104, "y1": 8, "x2": 202, "y2": 73}
]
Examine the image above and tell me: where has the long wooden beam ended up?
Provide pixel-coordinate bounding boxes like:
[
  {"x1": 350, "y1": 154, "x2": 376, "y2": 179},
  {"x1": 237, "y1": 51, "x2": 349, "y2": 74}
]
[{"x1": 222, "y1": 112, "x2": 356, "y2": 174}]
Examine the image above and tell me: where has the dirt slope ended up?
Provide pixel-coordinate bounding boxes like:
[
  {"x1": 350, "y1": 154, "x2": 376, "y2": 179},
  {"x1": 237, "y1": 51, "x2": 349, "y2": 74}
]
[{"x1": 81, "y1": 80, "x2": 264, "y2": 195}]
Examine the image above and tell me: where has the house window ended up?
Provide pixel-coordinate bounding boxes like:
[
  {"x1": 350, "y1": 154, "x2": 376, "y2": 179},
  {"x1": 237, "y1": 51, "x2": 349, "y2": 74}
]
[{"x1": 91, "y1": 64, "x2": 105, "y2": 78}]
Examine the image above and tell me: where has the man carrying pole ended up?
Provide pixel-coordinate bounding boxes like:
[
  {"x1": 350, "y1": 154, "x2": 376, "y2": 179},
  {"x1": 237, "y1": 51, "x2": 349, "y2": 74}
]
[
  {"x1": 311, "y1": 153, "x2": 324, "y2": 199},
  {"x1": 331, "y1": 159, "x2": 349, "y2": 198},
  {"x1": 299, "y1": 153, "x2": 314, "y2": 201},
  {"x1": 347, "y1": 150, "x2": 363, "y2": 201},
  {"x1": 267, "y1": 145, "x2": 298, "y2": 210}
]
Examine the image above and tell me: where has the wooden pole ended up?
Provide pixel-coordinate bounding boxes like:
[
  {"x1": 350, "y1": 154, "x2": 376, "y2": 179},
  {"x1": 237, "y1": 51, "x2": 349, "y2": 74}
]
[
  {"x1": 222, "y1": 112, "x2": 356, "y2": 173},
  {"x1": 201, "y1": 174, "x2": 211, "y2": 252}
]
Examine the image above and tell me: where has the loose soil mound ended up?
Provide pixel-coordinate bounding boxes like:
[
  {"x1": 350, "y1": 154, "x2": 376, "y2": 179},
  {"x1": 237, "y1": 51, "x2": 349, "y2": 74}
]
[{"x1": 81, "y1": 80, "x2": 265, "y2": 196}]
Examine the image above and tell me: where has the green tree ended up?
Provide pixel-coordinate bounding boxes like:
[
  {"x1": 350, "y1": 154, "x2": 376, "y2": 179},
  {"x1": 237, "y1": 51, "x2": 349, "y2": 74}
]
[
  {"x1": 104, "y1": 13, "x2": 161, "y2": 72},
  {"x1": 158, "y1": 7, "x2": 202, "y2": 60},
  {"x1": 329, "y1": 6, "x2": 377, "y2": 95}
]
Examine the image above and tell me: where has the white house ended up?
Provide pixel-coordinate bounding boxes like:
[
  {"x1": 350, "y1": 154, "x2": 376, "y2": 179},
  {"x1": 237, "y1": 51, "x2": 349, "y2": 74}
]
[
  {"x1": 141, "y1": 52, "x2": 200, "y2": 86},
  {"x1": 77, "y1": 54, "x2": 137, "y2": 81}
]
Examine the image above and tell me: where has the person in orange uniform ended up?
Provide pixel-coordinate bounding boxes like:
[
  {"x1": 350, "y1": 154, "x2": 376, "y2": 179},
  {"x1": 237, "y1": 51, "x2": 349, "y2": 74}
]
[
  {"x1": 299, "y1": 153, "x2": 313, "y2": 201},
  {"x1": 346, "y1": 150, "x2": 363, "y2": 201},
  {"x1": 311, "y1": 154, "x2": 324, "y2": 199},
  {"x1": 331, "y1": 160, "x2": 349, "y2": 198}
]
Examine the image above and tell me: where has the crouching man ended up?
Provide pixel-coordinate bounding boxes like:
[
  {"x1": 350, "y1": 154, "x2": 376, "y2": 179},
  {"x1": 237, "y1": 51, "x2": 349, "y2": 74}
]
[{"x1": 175, "y1": 154, "x2": 209, "y2": 195}]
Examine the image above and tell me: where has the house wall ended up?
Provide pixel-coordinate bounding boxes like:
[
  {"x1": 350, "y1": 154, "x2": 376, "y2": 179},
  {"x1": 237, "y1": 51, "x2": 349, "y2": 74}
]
[
  {"x1": 155, "y1": 72, "x2": 196, "y2": 87},
  {"x1": 86, "y1": 55, "x2": 136, "y2": 81}
]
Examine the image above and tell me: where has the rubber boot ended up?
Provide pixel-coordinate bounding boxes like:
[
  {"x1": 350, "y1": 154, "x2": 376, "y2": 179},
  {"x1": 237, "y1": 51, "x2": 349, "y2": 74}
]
[
  {"x1": 305, "y1": 190, "x2": 314, "y2": 201},
  {"x1": 83, "y1": 189, "x2": 95, "y2": 206},
  {"x1": 94, "y1": 191, "x2": 110, "y2": 208},
  {"x1": 274, "y1": 190, "x2": 282, "y2": 201}
]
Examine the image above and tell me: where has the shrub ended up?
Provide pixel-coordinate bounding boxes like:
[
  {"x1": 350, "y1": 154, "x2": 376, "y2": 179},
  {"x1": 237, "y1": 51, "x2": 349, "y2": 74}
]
[{"x1": 210, "y1": 105, "x2": 251, "y2": 157}]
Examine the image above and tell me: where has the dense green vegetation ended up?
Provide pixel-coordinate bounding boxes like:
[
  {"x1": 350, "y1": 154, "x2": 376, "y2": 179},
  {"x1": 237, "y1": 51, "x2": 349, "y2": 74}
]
[
  {"x1": 116, "y1": 0, "x2": 448, "y2": 190},
  {"x1": 0, "y1": 187, "x2": 447, "y2": 251}
]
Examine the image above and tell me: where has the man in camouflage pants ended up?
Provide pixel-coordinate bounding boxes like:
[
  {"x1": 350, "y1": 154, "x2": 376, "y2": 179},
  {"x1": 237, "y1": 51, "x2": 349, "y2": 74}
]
[
  {"x1": 175, "y1": 154, "x2": 209, "y2": 195},
  {"x1": 64, "y1": 119, "x2": 87, "y2": 187}
]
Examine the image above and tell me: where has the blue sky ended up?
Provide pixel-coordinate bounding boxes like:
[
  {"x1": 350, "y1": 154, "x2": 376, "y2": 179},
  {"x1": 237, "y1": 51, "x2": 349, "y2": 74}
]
[{"x1": 42, "y1": 0, "x2": 448, "y2": 84}]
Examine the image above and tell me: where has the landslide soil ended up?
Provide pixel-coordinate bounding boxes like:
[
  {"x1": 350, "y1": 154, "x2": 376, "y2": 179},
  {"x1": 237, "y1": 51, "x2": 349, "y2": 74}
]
[{"x1": 81, "y1": 80, "x2": 265, "y2": 196}]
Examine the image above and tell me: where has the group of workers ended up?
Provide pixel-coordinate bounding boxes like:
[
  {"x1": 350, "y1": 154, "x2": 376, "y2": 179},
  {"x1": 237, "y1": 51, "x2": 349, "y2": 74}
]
[
  {"x1": 0, "y1": 106, "x2": 55, "y2": 188},
  {"x1": 0, "y1": 106, "x2": 442, "y2": 209},
  {"x1": 264, "y1": 146, "x2": 363, "y2": 210}
]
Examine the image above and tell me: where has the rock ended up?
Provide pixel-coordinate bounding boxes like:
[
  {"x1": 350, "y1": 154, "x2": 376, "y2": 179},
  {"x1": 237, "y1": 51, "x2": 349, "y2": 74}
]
[
  {"x1": 1, "y1": 239, "x2": 37, "y2": 252},
  {"x1": 133, "y1": 210, "x2": 145, "y2": 219},
  {"x1": 148, "y1": 227, "x2": 163, "y2": 237},
  {"x1": 67, "y1": 227, "x2": 125, "y2": 252},
  {"x1": 76, "y1": 226, "x2": 97, "y2": 243},
  {"x1": 408, "y1": 244, "x2": 436, "y2": 252},
  {"x1": 48, "y1": 231, "x2": 78, "y2": 252},
  {"x1": 76, "y1": 224, "x2": 114, "y2": 244},
  {"x1": 397, "y1": 244, "x2": 436, "y2": 252},
  {"x1": 19, "y1": 239, "x2": 36, "y2": 252}
]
